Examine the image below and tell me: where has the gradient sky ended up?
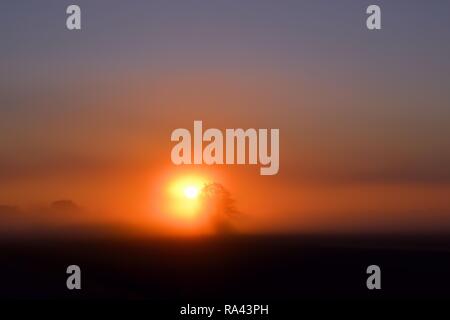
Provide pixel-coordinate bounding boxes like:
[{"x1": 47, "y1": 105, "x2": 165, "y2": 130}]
[{"x1": 1, "y1": 0, "x2": 450, "y2": 234}]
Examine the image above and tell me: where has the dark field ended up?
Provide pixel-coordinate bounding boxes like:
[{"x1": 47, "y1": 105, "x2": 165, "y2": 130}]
[{"x1": 1, "y1": 233, "x2": 450, "y2": 300}]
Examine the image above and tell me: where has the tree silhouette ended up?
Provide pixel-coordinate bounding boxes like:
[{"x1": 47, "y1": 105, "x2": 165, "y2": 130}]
[{"x1": 200, "y1": 182, "x2": 240, "y2": 234}]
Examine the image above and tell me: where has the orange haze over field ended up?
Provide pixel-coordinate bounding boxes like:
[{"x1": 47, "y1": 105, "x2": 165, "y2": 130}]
[{"x1": 1, "y1": 1, "x2": 450, "y2": 236}]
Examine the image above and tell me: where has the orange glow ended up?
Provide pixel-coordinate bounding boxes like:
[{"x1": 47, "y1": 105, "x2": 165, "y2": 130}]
[
  {"x1": 2, "y1": 70, "x2": 450, "y2": 236},
  {"x1": 184, "y1": 186, "x2": 200, "y2": 199},
  {"x1": 166, "y1": 175, "x2": 209, "y2": 218}
]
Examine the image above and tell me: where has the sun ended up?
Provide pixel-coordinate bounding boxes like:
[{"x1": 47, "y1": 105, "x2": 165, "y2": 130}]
[
  {"x1": 165, "y1": 175, "x2": 209, "y2": 218},
  {"x1": 184, "y1": 185, "x2": 200, "y2": 199}
]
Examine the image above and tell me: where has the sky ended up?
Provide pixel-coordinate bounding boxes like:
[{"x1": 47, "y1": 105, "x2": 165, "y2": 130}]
[{"x1": 1, "y1": 0, "x2": 450, "y2": 235}]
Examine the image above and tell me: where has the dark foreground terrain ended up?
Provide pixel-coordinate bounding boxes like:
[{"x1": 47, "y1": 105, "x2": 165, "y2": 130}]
[{"x1": 1, "y1": 233, "x2": 450, "y2": 301}]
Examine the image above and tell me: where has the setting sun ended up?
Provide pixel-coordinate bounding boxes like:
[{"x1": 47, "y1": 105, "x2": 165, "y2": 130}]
[
  {"x1": 163, "y1": 175, "x2": 210, "y2": 219},
  {"x1": 184, "y1": 186, "x2": 200, "y2": 199}
]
